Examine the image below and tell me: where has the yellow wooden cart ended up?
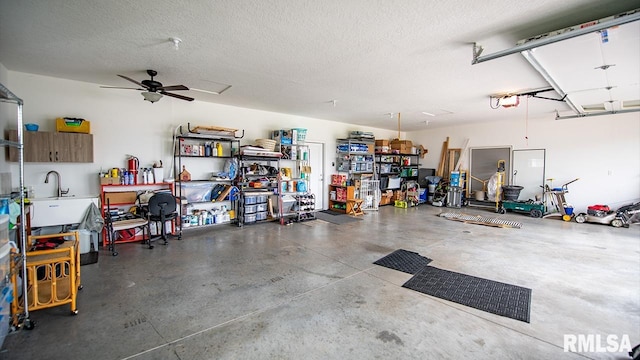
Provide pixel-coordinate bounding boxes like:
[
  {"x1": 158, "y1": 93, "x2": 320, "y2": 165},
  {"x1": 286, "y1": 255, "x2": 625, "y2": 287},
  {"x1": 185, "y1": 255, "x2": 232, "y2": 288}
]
[{"x1": 11, "y1": 232, "x2": 81, "y2": 326}]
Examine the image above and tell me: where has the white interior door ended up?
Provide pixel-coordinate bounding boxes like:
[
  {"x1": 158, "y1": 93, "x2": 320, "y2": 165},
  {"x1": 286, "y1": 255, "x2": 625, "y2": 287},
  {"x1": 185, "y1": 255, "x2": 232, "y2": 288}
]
[
  {"x1": 307, "y1": 142, "x2": 324, "y2": 210},
  {"x1": 512, "y1": 149, "x2": 546, "y2": 201}
]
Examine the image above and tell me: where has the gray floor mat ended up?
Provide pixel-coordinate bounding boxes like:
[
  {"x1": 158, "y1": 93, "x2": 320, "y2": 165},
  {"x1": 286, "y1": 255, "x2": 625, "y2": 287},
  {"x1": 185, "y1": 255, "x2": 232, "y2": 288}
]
[
  {"x1": 402, "y1": 266, "x2": 531, "y2": 322},
  {"x1": 373, "y1": 249, "x2": 433, "y2": 274}
]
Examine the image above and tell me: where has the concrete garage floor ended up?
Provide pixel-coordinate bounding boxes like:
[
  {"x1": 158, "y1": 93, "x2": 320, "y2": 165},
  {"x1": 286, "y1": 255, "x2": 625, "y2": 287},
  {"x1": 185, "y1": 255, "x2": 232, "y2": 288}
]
[{"x1": 1, "y1": 205, "x2": 639, "y2": 360}]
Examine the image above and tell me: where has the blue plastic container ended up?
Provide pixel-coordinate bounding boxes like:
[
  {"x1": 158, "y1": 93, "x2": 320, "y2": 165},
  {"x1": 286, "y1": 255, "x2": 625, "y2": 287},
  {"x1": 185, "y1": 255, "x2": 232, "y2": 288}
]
[
  {"x1": 24, "y1": 123, "x2": 39, "y2": 131},
  {"x1": 450, "y1": 171, "x2": 460, "y2": 187}
]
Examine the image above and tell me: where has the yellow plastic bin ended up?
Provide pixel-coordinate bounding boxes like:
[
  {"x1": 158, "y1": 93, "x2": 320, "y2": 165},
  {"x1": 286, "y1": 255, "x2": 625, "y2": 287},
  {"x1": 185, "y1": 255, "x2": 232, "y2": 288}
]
[{"x1": 56, "y1": 117, "x2": 90, "y2": 133}]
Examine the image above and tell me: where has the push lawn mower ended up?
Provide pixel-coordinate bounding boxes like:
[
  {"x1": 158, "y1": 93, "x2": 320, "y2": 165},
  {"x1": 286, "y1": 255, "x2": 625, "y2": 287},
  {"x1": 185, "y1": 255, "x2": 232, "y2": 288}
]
[{"x1": 575, "y1": 202, "x2": 640, "y2": 228}]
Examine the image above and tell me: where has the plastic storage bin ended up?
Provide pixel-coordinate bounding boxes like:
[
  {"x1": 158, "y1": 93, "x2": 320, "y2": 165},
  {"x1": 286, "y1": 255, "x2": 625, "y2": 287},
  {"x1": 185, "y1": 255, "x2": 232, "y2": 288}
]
[
  {"x1": 244, "y1": 205, "x2": 258, "y2": 214},
  {"x1": 178, "y1": 183, "x2": 212, "y2": 202},
  {"x1": 55, "y1": 117, "x2": 90, "y2": 133},
  {"x1": 256, "y1": 203, "x2": 268, "y2": 212},
  {"x1": 0, "y1": 244, "x2": 10, "y2": 285},
  {"x1": 256, "y1": 195, "x2": 268, "y2": 204},
  {"x1": 0, "y1": 284, "x2": 12, "y2": 349},
  {"x1": 256, "y1": 212, "x2": 268, "y2": 221},
  {"x1": 0, "y1": 216, "x2": 8, "y2": 288},
  {"x1": 244, "y1": 214, "x2": 257, "y2": 223},
  {"x1": 293, "y1": 128, "x2": 307, "y2": 142},
  {"x1": 244, "y1": 196, "x2": 257, "y2": 205}
]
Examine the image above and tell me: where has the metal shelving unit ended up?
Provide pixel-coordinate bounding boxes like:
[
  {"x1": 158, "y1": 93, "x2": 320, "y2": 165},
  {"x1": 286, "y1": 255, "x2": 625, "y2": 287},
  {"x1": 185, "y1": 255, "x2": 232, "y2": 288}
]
[
  {"x1": 173, "y1": 125, "x2": 242, "y2": 235},
  {"x1": 0, "y1": 82, "x2": 32, "y2": 330},
  {"x1": 236, "y1": 155, "x2": 281, "y2": 226},
  {"x1": 277, "y1": 142, "x2": 316, "y2": 224},
  {"x1": 374, "y1": 153, "x2": 420, "y2": 191},
  {"x1": 336, "y1": 138, "x2": 376, "y2": 180}
]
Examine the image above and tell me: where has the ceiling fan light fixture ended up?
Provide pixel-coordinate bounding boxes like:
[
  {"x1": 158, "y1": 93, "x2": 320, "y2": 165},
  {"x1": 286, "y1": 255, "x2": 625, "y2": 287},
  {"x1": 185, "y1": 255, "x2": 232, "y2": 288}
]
[{"x1": 142, "y1": 91, "x2": 163, "y2": 103}]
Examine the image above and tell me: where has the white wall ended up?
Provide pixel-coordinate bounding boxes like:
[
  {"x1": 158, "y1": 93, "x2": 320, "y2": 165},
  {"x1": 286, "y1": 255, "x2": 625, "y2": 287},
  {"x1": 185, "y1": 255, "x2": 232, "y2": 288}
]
[
  {"x1": 0, "y1": 63, "x2": 13, "y2": 174},
  {"x1": 4, "y1": 69, "x2": 638, "y2": 212},
  {"x1": 1, "y1": 70, "x2": 399, "y2": 208},
  {"x1": 407, "y1": 111, "x2": 640, "y2": 212}
]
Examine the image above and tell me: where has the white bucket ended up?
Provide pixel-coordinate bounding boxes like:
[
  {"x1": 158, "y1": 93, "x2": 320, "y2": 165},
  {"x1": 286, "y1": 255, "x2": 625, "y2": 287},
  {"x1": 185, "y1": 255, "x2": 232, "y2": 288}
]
[
  {"x1": 475, "y1": 191, "x2": 485, "y2": 201},
  {"x1": 153, "y1": 168, "x2": 164, "y2": 183}
]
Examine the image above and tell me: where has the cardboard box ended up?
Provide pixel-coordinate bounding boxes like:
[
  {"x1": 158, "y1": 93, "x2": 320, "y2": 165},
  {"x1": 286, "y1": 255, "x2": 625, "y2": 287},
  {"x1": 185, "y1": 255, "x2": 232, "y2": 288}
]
[
  {"x1": 271, "y1": 129, "x2": 292, "y2": 145},
  {"x1": 393, "y1": 190, "x2": 406, "y2": 201},
  {"x1": 375, "y1": 139, "x2": 390, "y2": 146},
  {"x1": 100, "y1": 177, "x2": 120, "y2": 185},
  {"x1": 331, "y1": 174, "x2": 347, "y2": 186},
  {"x1": 379, "y1": 190, "x2": 393, "y2": 205},
  {"x1": 391, "y1": 140, "x2": 413, "y2": 153},
  {"x1": 104, "y1": 191, "x2": 137, "y2": 205},
  {"x1": 56, "y1": 117, "x2": 90, "y2": 134}
]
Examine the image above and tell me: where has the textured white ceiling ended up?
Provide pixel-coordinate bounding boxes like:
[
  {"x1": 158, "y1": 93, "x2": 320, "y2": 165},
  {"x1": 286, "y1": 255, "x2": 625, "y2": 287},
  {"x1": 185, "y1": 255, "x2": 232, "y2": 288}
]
[{"x1": 1, "y1": 0, "x2": 637, "y2": 131}]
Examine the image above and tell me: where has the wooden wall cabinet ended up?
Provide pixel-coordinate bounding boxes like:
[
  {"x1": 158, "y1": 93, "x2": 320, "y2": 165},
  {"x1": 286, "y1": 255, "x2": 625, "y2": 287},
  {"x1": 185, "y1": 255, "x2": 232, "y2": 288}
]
[{"x1": 8, "y1": 130, "x2": 93, "y2": 163}]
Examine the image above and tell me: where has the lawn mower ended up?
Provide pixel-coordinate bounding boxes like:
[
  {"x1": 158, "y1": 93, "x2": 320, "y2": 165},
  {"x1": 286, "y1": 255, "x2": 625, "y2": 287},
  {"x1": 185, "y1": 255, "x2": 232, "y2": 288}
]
[{"x1": 574, "y1": 202, "x2": 640, "y2": 228}]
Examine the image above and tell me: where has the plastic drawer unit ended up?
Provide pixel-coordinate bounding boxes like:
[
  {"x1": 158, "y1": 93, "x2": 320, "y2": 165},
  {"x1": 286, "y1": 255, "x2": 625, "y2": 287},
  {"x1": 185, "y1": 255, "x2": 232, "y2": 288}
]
[
  {"x1": 11, "y1": 232, "x2": 81, "y2": 317},
  {"x1": 0, "y1": 283, "x2": 12, "y2": 348},
  {"x1": 0, "y1": 243, "x2": 10, "y2": 286}
]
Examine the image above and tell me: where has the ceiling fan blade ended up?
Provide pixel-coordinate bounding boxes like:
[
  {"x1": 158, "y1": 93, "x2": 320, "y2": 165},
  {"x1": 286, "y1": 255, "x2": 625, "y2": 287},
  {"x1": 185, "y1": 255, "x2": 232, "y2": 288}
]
[
  {"x1": 117, "y1": 74, "x2": 147, "y2": 88},
  {"x1": 159, "y1": 85, "x2": 189, "y2": 91},
  {"x1": 100, "y1": 86, "x2": 145, "y2": 90},
  {"x1": 161, "y1": 91, "x2": 194, "y2": 101}
]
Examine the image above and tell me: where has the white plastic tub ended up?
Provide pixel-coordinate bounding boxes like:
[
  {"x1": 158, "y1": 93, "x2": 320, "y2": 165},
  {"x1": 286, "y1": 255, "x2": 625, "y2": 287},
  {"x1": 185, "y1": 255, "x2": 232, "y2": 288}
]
[
  {"x1": 0, "y1": 284, "x2": 12, "y2": 349},
  {"x1": 0, "y1": 243, "x2": 10, "y2": 284}
]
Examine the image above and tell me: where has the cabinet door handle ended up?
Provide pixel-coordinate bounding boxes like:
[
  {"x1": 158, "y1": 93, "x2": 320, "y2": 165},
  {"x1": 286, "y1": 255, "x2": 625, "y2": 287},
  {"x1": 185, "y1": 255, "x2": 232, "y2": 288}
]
[
  {"x1": 49, "y1": 151, "x2": 53, "y2": 162},
  {"x1": 55, "y1": 151, "x2": 59, "y2": 161}
]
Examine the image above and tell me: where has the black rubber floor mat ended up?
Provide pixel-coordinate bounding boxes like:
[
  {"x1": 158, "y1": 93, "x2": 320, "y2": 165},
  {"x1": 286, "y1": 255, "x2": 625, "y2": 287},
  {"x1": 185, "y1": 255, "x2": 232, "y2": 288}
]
[
  {"x1": 320, "y1": 210, "x2": 344, "y2": 216},
  {"x1": 402, "y1": 266, "x2": 531, "y2": 322},
  {"x1": 315, "y1": 212, "x2": 362, "y2": 225},
  {"x1": 373, "y1": 249, "x2": 433, "y2": 274}
]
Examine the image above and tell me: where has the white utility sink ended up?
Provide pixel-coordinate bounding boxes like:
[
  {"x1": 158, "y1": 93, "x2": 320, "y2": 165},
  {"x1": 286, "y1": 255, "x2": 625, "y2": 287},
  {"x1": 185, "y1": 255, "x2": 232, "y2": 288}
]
[{"x1": 29, "y1": 196, "x2": 99, "y2": 227}]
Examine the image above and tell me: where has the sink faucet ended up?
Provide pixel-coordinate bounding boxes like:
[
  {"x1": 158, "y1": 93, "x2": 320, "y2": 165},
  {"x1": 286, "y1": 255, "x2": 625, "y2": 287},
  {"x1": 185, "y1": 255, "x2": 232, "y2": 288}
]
[{"x1": 45, "y1": 170, "x2": 69, "y2": 197}]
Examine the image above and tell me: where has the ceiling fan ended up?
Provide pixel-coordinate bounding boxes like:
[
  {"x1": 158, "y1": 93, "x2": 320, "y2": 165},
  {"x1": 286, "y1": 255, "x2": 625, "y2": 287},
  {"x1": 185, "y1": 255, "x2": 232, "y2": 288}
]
[{"x1": 102, "y1": 69, "x2": 194, "y2": 103}]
